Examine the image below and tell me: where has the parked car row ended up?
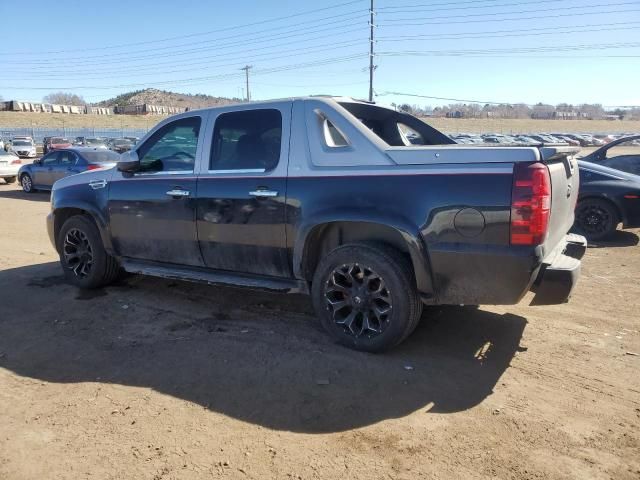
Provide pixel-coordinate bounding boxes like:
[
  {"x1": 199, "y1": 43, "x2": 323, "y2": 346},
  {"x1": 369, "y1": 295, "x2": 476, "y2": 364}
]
[
  {"x1": 71, "y1": 136, "x2": 139, "y2": 151},
  {"x1": 449, "y1": 132, "x2": 639, "y2": 146}
]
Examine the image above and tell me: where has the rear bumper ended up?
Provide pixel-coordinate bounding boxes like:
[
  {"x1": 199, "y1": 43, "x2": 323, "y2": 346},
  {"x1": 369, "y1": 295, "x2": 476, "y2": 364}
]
[
  {"x1": 0, "y1": 167, "x2": 20, "y2": 177},
  {"x1": 425, "y1": 233, "x2": 586, "y2": 306},
  {"x1": 530, "y1": 233, "x2": 586, "y2": 305}
]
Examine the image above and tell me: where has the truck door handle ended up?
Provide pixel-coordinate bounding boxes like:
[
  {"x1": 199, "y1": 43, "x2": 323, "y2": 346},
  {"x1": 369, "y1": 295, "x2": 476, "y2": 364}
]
[
  {"x1": 249, "y1": 189, "x2": 278, "y2": 198},
  {"x1": 166, "y1": 189, "x2": 190, "y2": 198}
]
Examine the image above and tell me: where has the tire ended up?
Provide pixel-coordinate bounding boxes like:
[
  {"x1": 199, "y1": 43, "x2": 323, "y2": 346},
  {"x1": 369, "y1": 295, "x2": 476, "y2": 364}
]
[
  {"x1": 3, "y1": 176, "x2": 16, "y2": 184},
  {"x1": 57, "y1": 215, "x2": 120, "y2": 289},
  {"x1": 20, "y1": 173, "x2": 34, "y2": 193},
  {"x1": 311, "y1": 243, "x2": 423, "y2": 353},
  {"x1": 575, "y1": 198, "x2": 619, "y2": 241}
]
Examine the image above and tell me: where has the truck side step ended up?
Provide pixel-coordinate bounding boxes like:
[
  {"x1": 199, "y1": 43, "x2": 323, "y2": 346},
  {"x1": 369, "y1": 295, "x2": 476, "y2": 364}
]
[{"x1": 121, "y1": 259, "x2": 309, "y2": 294}]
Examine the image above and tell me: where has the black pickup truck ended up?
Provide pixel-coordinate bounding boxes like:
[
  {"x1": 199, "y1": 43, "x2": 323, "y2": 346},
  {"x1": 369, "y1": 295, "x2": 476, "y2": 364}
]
[{"x1": 46, "y1": 97, "x2": 586, "y2": 352}]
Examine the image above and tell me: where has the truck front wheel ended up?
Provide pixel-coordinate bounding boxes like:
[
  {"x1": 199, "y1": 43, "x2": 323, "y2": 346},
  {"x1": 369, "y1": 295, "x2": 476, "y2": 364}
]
[
  {"x1": 311, "y1": 243, "x2": 423, "y2": 352},
  {"x1": 57, "y1": 215, "x2": 120, "y2": 289}
]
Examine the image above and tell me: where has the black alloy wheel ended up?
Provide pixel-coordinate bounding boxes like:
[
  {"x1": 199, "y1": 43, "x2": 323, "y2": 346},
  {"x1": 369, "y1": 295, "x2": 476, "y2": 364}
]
[
  {"x1": 57, "y1": 215, "x2": 121, "y2": 289},
  {"x1": 312, "y1": 243, "x2": 423, "y2": 352},
  {"x1": 324, "y1": 263, "x2": 393, "y2": 339},
  {"x1": 63, "y1": 228, "x2": 94, "y2": 279},
  {"x1": 575, "y1": 199, "x2": 618, "y2": 241}
]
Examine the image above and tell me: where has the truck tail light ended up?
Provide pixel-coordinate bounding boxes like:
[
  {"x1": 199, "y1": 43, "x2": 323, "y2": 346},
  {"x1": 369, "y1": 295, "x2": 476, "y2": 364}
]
[
  {"x1": 86, "y1": 164, "x2": 101, "y2": 170},
  {"x1": 510, "y1": 162, "x2": 551, "y2": 246}
]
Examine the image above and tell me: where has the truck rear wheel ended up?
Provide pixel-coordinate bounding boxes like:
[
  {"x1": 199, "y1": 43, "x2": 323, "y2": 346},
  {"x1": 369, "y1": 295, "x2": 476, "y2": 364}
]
[
  {"x1": 311, "y1": 243, "x2": 423, "y2": 352},
  {"x1": 57, "y1": 215, "x2": 120, "y2": 289}
]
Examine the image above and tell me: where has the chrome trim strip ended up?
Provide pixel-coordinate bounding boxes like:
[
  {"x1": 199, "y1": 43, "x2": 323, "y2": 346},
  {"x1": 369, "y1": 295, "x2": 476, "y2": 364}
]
[
  {"x1": 133, "y1": 170, "x2": 195, "y2": 177},
  {"x1": 207, "y1": 168, "x2": 266, "y2": 174}
]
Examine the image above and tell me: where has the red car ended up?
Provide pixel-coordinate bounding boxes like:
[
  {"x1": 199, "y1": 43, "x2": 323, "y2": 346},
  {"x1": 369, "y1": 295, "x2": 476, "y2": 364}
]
[{"x1": 47, "y1": 137, "x2": 72, "y2": 151}]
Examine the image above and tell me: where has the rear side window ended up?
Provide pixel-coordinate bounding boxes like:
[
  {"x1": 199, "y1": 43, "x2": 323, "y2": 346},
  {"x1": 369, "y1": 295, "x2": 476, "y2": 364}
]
[
  {"x1": 137, "y1": 116, "x2": 201, "y2": 172},
  {"x1": 210, "y1": 109, "x2": 282, "y2": 171},
  {"x1": 58, "y1": 151, "x2": 77, "y2": 165},
  {"x1": 316, "y1": 111, "x2": 349, "y2": 147}
]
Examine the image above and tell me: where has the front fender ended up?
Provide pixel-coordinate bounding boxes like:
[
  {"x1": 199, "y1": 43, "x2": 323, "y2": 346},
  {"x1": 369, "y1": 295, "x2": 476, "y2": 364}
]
[{"x1": 51, "y1": 188, "x2": 113, "y2": 253}]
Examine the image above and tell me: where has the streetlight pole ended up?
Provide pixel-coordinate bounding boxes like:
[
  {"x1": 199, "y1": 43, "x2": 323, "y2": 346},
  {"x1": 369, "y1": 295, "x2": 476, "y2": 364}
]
[{"x1": 240, "y1": 65, "x2": 252, "y2": 101}]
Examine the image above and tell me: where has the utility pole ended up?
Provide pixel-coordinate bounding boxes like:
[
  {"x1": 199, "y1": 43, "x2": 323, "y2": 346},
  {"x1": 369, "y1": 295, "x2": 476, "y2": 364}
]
[
  {"x1": 368, "y1": 0, "x2": 375, "y2": 102},
  {"x1": 241, "y1": 65, "x2": 252, "y2": 101}
]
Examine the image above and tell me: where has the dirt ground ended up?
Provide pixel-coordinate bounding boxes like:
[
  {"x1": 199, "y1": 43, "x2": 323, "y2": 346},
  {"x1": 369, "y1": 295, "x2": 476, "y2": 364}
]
[{"x1": 0, "y1": 182, "x2": 639, "y2": 480}]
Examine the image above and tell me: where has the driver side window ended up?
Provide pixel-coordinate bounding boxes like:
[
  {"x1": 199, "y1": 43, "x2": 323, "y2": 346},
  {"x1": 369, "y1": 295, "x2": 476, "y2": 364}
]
[{"x1": 137, "y1": 116, "x2": 201, "y2": 172}]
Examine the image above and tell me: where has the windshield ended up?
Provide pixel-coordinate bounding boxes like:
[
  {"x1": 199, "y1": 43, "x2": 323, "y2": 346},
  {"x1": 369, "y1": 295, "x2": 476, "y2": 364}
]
[
  {"x1": 85, "y1": 138, "x2": 105, "y2": 145},
  {"x1": 82, "y1": 150, "x2": 121, "y2": 163},
  {"x1": 51, "y1": 138, "x2": 69, "y2": 143},
  {"x1": 13, "y1": 140, "x2": 32, "y2": 147}
]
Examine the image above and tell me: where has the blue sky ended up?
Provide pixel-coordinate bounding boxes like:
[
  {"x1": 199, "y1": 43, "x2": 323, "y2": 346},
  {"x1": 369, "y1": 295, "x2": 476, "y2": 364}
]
[{"x1": 0, "y1": 0, "x2": 638, "y2": 109}]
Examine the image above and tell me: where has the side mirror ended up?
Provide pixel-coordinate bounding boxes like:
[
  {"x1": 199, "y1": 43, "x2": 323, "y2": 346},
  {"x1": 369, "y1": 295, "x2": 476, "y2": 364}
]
[
  {"x1": 33, "y1": 158, "x2": 41, "y2": 165},
  {"x1": 117, "y1": 150, "x2": 140, "y2": 173}
]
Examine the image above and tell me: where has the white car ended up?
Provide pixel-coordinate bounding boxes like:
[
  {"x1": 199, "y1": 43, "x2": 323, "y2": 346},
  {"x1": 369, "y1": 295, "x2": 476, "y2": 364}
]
[
  {"x1": 10, "y1": 139, "x2": 37, "y2": 158},
  {"x1": 0, "y1": 149, "x2": 22, "y2": 184}
]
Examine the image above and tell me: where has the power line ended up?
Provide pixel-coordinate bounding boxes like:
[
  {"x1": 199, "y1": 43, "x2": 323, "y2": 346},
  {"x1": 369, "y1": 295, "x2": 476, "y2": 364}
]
[
  {"x1": 379, "y1": 1, "x2": 638, "y2": 22},
  {"x1": 378, "y1": 0, "x2": 567, "y2": 14},
  {"x1": 376, "y1": 42, "x2": 640, "y2": 57},
  {"x1": 0, "y1": 54, "x2": 368, "y2": 91},
  {"x1": 0, "y1": 0, "x2": 366, "y2": 56},
  {"x1": 378, "y1": 7, "x2": 640, "y2": 26},
  {"x1": 378, "y1": 90, "x2": 534, "y2": 105},
  {"x1": 377, "y1": 90, "x2": 640, "y2": 108},
  {"x1": 377, "y1": 21, "x2": 640, "y2": 41},
  {"x1": 7, "y1": 13, "x2": 368, "y2": 67},
  {"x1": 376, "y1": 0, "x2": 561, "y2": 8},
  {"x1": 12, "y1": 39, "x2": 367, "y2": 79}
]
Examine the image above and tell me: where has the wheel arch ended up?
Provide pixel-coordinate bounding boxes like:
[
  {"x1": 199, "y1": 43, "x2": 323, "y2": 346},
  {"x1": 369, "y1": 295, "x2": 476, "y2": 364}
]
[
  {"x1": 295, "y1": 218, "x2": 435, "y2": 298},
  {"x1": 53, "y1": 203, "x2": 113, "y2": 254}
]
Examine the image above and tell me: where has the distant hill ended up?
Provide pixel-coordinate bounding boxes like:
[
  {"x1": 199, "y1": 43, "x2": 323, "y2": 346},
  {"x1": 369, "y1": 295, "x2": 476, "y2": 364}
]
[{"x1": 96, "y1": 88, "x2": 240, "y2": 109}]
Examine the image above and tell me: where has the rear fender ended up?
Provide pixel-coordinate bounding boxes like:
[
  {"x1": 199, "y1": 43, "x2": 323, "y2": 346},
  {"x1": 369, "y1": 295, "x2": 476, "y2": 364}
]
[{"x1": 294, "y1": 210, "x2": 435, "y2": 298}]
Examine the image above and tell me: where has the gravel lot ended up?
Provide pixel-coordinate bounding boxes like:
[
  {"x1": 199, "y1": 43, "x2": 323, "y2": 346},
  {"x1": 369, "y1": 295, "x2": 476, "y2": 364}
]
[{"x1": 0, "y1": 182, "x2": 639, "y2": 480}]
